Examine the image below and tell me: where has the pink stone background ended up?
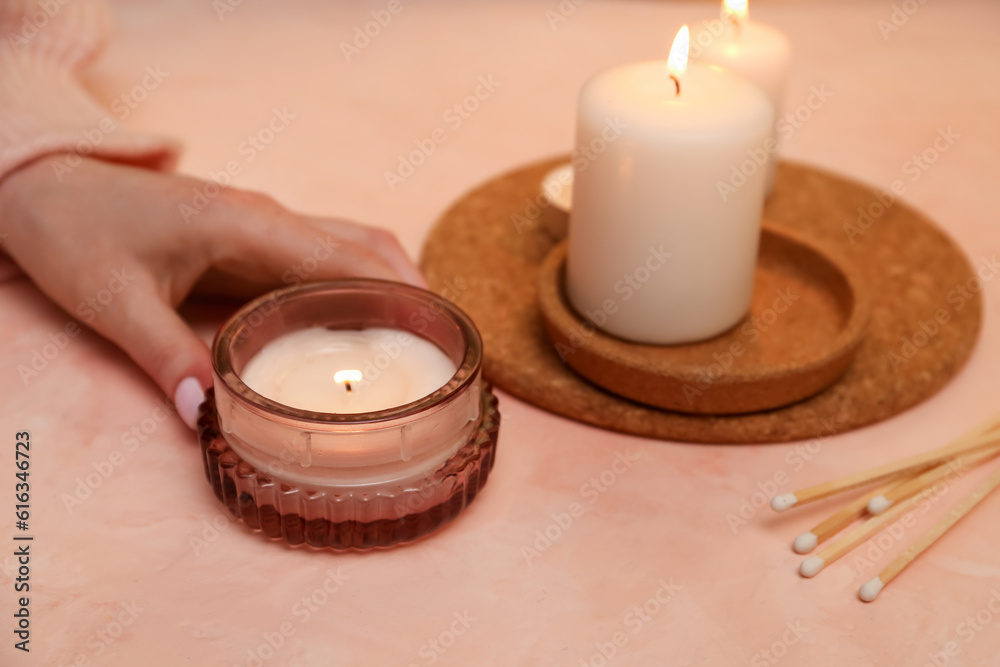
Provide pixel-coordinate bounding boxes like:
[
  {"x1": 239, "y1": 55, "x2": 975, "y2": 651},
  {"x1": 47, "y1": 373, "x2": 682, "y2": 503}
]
[{"x1": 2, "y1": 1, "x2": 1000, "y2": 665}]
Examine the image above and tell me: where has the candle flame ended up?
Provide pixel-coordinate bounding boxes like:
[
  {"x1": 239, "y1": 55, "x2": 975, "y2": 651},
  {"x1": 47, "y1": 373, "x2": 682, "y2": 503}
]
[
  {"x1": 723, "y1": 0, "x2": 748, "y2": 23},
  {"x1": 334, "y1": 369, "x2": 362, "y2": 393},
  {"x1": 334, "y1": 370, "x2": 363, "y2": 383},
  {"x1": 668, "y1": 26, "x2": 689, "y2": 77}
]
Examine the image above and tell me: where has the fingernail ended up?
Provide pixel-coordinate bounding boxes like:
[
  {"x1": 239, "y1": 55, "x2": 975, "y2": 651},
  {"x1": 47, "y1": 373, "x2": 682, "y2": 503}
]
[{"x1": 174, "y1": 376, "x2": 205, "y2": 430}]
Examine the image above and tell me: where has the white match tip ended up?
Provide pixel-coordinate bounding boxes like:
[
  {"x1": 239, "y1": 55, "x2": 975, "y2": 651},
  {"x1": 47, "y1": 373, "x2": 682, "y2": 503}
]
[
  {"x1": 771, "y1": 493, "x2": 797, "y2": 512},
  {"x1": 799, "y1": 555, "x2": 825, "y2": 578},
  {"x1": 867, "y1": 496, "x2": 892, "y2": 515},
  {"x1": 859, "y1": 577, "x2": 884, "y2": 602},
  {"x1": 793, "y1": 532, "x2": 818, "y2": 554}
]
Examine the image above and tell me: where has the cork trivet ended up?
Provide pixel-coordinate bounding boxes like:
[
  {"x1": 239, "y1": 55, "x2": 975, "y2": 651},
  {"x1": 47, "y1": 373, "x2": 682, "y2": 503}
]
[
  {"x1": 536, "y1": 224, "x2": 871, "y2": 415},
  {"x1": 420, "y1": 157, "x2": 982, "y2": 444}
]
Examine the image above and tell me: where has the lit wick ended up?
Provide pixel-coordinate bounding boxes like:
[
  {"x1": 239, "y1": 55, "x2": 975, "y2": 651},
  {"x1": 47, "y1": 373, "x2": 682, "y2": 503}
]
[
  {"x1": 667, "y1": 25, "x2": 689, "y2": 98},
  {"x1": 722, "y1": 0, "x2": 747, "y2": 38},
  {"x1": 334, "y1": 369, "x2": 363, "y2": 394},
  {"x1": 724, "y1": 14, "x2": 743, "y2": 39}
]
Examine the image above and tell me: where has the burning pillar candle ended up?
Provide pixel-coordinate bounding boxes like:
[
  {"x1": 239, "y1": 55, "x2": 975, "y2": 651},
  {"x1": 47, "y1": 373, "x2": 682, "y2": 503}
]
[
  {"x1": 691, "y1": 0, "x2": 791, "y2": 193},
  {"x1": 566, "y1": 26, "x2": 774, "y2": 345}
]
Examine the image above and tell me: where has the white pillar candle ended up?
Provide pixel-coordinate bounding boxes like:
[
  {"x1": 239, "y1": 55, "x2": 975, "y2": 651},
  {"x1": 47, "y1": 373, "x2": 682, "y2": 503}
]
[
  {"x1": 691, "y1": 0, "x2": 791, "y2": 193},
  {"x1": 566, "y1": 26, "x2": 774, "y2": 345},
  {"x1": 240, "y1": 327, "x2": 457, "y2": 413}
]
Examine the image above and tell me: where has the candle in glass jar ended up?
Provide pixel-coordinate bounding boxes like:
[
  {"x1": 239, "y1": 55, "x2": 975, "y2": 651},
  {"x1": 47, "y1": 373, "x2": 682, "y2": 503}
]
[
  {"x1": 566, "y1": 27, "x2": 774, "y2": 345},
  {"x1": 240, "y1": 327, "x2": 457, "y2": 413},
  {"x1": 691, "y1": 0, "x2": 791, "y2": 193}
]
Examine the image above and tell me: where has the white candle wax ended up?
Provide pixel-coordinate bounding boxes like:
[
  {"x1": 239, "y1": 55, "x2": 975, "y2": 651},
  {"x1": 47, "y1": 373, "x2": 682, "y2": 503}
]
[
  {"x1": 567, "y1": 51, "x2": 773, "y2": 344},
  {"x1": 691, "y1": 4, "x2": 791, "y2": 192},
  {"x1": 240, "y1": 327, "x2": 457, "y2": 413}
]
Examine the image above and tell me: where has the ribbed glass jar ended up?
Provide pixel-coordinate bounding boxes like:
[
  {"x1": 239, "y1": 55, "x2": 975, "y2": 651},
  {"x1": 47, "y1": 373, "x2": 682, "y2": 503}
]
[{"x1": 198, "y1": 280, "x2": 500, "y2": 549}]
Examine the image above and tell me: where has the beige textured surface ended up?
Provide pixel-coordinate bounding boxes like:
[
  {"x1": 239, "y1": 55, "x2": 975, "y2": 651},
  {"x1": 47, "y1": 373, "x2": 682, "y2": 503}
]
[
  {"x1": 3, "y1": 2, "x2": 1000, "y2": 665},
  {"x1": 422, "y1": 157, "x2": 982, "y2": 443}
]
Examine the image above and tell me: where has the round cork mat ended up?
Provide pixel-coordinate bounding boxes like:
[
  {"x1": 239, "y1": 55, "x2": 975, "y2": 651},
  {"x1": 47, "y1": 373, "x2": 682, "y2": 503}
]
[{"x1": 420, "y1": 157, "x2": 982, "y2": 444}]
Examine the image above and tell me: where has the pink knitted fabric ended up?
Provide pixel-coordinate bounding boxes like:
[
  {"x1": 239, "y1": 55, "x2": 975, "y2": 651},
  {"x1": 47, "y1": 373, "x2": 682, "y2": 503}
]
[{"x1": 0, "y1": 0, "x2": 179, "y2": 183}]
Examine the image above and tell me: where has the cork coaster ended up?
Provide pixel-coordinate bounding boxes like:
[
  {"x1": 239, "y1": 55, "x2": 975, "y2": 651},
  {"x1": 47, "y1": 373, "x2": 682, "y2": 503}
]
[
  {"x1": 536, "y1": 224, "x2": 871, "y2": 415},
  {"x1": 420, "y1": 157, "x2": 982, "y2": 444}
]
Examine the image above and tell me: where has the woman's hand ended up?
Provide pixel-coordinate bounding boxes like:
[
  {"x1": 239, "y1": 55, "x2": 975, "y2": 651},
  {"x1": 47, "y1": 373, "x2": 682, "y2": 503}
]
[{"x1": 0, "y1": 155, "x2": 425, "y2": 428}]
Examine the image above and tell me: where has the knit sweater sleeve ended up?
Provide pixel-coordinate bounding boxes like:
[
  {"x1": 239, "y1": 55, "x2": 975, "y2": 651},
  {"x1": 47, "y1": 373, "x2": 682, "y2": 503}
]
[{"x1": 0, "y1": 0, "x2": 179, "y2": 182}]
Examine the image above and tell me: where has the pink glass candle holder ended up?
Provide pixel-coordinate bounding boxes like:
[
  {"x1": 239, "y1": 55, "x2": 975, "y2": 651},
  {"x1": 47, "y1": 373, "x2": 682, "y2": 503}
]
[{"x1": 198, "y1": 280, "x2": 499, "y2": 550}]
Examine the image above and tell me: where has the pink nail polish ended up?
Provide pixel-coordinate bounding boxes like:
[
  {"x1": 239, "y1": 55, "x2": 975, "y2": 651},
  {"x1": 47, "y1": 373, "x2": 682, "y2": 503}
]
[{"x1": 174, "y1": 377, "x2": 205, "y2": 430}]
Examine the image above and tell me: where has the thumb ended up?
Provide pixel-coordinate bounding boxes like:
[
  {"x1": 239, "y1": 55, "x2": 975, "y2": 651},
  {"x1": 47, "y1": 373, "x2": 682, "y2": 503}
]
[{"x1": 86, "y1": 271, "x2": 212, "y2": 430}]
